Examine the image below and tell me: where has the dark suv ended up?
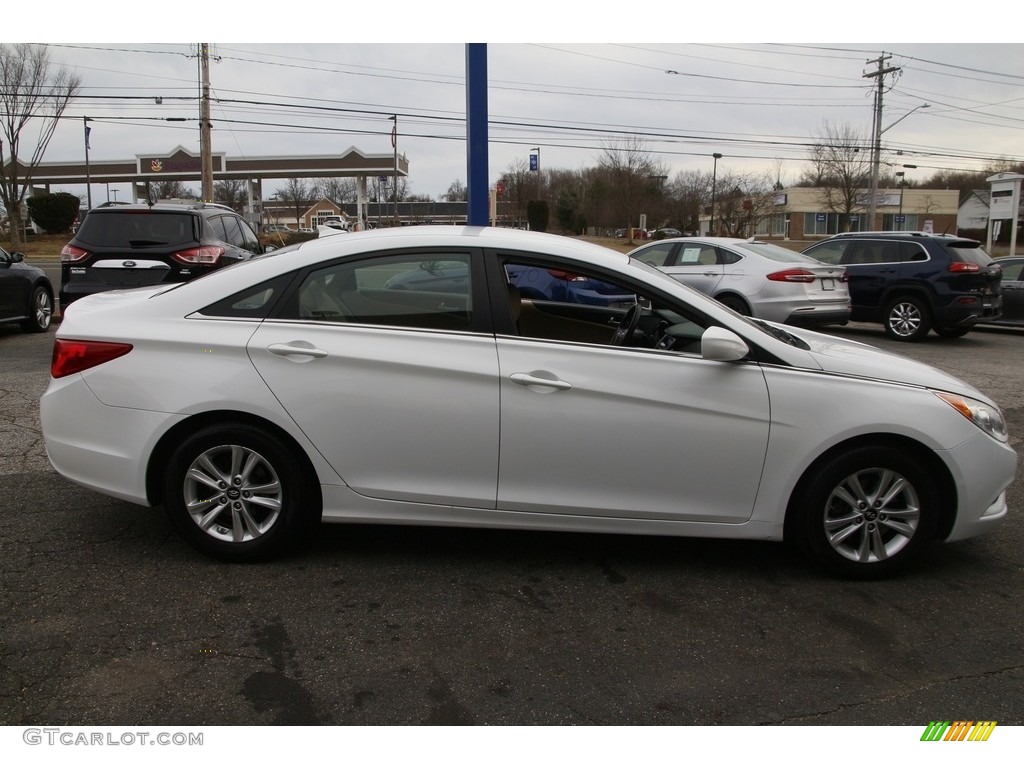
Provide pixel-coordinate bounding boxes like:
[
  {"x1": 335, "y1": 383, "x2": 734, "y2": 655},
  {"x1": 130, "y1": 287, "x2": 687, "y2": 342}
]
[
  {"x1": 803, "y1": 232, "x2": 1002, "y2": 341},
  {"x1": 60, "y1": 202, "x2": 270, "y2": 310}
]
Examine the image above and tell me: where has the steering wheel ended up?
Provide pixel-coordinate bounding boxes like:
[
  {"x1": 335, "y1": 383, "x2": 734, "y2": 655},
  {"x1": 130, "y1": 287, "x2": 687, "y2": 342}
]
[{"x1": 611, "y1": 302, "x2": 642, "y2": 346}]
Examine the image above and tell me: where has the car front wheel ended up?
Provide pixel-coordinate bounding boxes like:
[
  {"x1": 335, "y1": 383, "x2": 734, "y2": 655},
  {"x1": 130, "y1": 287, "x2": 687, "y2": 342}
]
[
  {"x1": 789, "y1": 446, "x2": 938, "y2": 578},
  {"x1": 884, "y1": 296, "x2": 931, "y2": 341},
  {"x1": 163, "y1": 423, "x2": 318, "y2": 561}
]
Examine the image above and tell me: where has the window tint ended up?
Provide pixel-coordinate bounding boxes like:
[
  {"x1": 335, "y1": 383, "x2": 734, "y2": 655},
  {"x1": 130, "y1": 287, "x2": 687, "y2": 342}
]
[
  {"x1": 199, "y1": 274, "x2": 293, "y2": 318},
  {"x1": 900, "y1": 243, "x2": 928, "y2": 262},
  {"x1": 211, "y1": 215, "x2": 244, "y2": 247},
  {"x1": 75, "y1": 211, "x2": 195, "y2": 247},
  {"x1": 845, "y1": 240, "x2": 901, "y2": 265},
  {"x1": 633, "y1": 243, "x2": 675, "y2": 267},
  {"x1": 501, "y1": 258, "x2": 708, "y2": 354},
  {"x1": 804, "y1": 241, "x2": 846, "y2": 265},
  {"x1": 1000, "y1": 260, "x2": 1023, "y2": 281},
  {"x1": 677, "y1": 245, "x2": 719, "y2": 266},
  {"x1": 287, "y1": 253, "x2": 473, "y2": 332},
  {"x1": 947, "y1": 243, "x2": 994, "y2": 267}
]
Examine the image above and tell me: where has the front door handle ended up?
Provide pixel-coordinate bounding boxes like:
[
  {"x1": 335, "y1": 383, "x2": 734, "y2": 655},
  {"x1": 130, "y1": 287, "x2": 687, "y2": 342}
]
[{"x1": 510, "y1": 372, "x2": 572, "y2": 391}]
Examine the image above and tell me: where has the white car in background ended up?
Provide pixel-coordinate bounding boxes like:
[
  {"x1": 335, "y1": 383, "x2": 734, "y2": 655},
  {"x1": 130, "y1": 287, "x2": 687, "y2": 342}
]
[
  {"x1": 40, "y1": 227, "x2": 1015, "y2": 577},
  {"x1": 630, "y1": 237, "x2": 851, "y2": 328}
]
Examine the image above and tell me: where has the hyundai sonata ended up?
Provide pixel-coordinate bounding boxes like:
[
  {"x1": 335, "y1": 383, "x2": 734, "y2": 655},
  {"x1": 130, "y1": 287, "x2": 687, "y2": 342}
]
[{"x1": 40, "y1": 227, "x2": 1016, "y2": 577}]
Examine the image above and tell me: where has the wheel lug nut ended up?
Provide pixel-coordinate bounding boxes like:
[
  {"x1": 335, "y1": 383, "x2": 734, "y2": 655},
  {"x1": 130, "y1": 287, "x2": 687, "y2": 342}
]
[
  {"x1": 219, "y1": 496, "x2": 227, "y2": 504},
  {"x1": 233, "y1": 501, "x2": 242, "y2": 509}
]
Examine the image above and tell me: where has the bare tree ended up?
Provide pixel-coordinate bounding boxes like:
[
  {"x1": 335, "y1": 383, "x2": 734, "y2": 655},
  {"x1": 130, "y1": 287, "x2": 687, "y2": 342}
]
[
  {"x1": 213, "y1": 179, "x2": 247, "y2": 212},
  {"x1": 312, "y1": 177, "x2": 357, "y2": 204},
  {"x1": 665, "y1": 170, "x2": 708, "y2": 233},
  {"x1": 149, "y1": 179, "x2": 197, "y2": 202},
  {"x1": 0, "y1": 43, "x2": 81, "y2": 247},
  {"x1": 712, "y1": 171, "x2": 779, "y2": 238},
  {"x1": 805, "y1": 120, "x2": 872, "y2": 231},
  {"x1": 599, "y1": 135, "x2": 658, "y2": 241},
  {"x1": 273, "y1": 178, "x2": 313, "y2": 227},
  {"x1": 497, "y1": 158, "x2": 531, "y2": 226},
  {"x1": 444, "y1": 179, "x2": 467, "y2": 202}
]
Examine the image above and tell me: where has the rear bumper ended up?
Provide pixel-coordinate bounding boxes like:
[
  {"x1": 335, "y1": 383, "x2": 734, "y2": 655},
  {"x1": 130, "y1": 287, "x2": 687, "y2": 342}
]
[{"x1": 934, "y1": 295, "x2": 1003, "y2": 328}]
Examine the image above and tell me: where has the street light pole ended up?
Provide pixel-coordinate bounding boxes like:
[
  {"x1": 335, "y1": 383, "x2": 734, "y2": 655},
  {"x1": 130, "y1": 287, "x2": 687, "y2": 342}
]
[
  {"x1": 389, "y1": 115, "x2": 398, "y2": 226},
  {"x1": 710, "y1": 153, "x2": 722, "y2": 236},
  {"x1": 531, "y1": 146, "x2": 541, "y2": 199},
  {"x1": 83, "y1": 117, "x2": 93, "y2": 209},
  {"x1": 896, "y1": 172, "x2": 905, "y2": 230},
  {"x1": 896, "y1": 163, "x2": 916, "y2": 231},
  {"x1": 867, "y1": 102, "x2": 929, "y2": 229}
]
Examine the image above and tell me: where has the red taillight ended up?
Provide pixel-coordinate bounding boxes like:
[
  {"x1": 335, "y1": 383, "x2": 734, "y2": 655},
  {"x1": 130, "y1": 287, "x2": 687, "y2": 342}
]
[
  {"x1": 173, "y1": 246, "x2": 224, "y2": 265},
  {"x1": 61, "y1": 244, "x2": 90, "y2": 263},
  {"x1": 767, "y1": 268, "x2": 817, "y2": 283},
  {"x1": 51, "y1": 339, "x2": 133, "y2": 378},
  {"x1": 949, "y1": 262, "x2": 981, "y2": 273}
]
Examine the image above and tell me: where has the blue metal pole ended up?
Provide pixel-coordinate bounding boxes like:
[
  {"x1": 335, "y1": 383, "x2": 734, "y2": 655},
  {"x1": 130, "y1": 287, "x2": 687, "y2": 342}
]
[{"x1": 466, "y1": 44, "x2": 489, "y2": 227}]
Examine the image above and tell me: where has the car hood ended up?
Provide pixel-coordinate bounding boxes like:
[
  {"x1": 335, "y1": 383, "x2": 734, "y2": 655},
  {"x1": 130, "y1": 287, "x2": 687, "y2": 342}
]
[{"x1": 790, "y1": 326, "x2": 990, "y2": 402}]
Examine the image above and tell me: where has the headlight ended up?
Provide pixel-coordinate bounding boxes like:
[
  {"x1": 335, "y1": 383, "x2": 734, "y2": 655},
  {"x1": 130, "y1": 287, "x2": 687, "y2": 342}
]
[{"x1": 934, "y1": 391, "x2": 1009, "y2": 443}]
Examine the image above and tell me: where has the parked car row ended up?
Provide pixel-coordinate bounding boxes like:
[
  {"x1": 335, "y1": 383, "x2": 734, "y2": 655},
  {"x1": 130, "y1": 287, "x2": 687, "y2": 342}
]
[
  {"x1": 3, "y1": 215, "x2": 1022, "y2": 339},
  {"x1": 629, "y1": 230, "x2": 1014, "y2": 342}
]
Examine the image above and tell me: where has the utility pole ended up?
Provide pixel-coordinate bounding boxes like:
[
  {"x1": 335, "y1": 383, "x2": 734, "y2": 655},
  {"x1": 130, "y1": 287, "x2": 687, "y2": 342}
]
[
  {"x1": 864, "y1": 54, "x2": 900, "y2": 230},
  {"x1": 199, "y1": 43, "x2": 214, "y2": 203}
]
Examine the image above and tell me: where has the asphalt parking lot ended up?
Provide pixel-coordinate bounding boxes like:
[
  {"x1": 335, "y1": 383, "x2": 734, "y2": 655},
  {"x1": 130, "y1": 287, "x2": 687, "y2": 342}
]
[{"x1": 1, "y1": 320, "x2": 1022, "y2": 726}]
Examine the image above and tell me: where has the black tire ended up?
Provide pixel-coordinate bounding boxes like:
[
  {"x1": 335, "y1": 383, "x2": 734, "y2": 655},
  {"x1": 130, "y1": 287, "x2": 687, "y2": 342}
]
[
  {"x1": 20, "y1": 285, "x2": 53, "y2": 333},
  {"x1": 884, "y1": 296, "x2": 931, "y2": 341},
  {"x1": 162, "y1": 423, "x2": 319, "y2": 561},
  {"x1": 717, "y1": 294, "x2": 751, "y2": 315},
  {"x1": 934, "y1": 326, "x2": 971, "y2": 339},
  {"x1": 788, "y1": 446, "x2": 938, "y2": 579}
]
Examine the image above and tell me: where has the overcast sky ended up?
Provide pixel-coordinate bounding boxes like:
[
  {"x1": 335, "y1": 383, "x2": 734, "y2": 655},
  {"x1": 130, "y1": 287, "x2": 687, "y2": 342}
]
[{"x1": 7, "y1": 8, "x2": 1023, "y2": 203}]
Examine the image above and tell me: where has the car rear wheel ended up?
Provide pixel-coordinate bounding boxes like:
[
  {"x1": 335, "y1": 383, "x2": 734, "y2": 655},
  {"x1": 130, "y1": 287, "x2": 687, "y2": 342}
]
[
  {"x1": 884, "y1": 296, "x2": 931, "y2": 341},
  {"x1": 20, "y1": 286, "x2": 52, "y2": 333},
  {"x1": 163, "y1": 424, "x2": 318, "y2": 561},
  {"x1": 789, "y1": 446, "x2": 937, "y2": 578}
]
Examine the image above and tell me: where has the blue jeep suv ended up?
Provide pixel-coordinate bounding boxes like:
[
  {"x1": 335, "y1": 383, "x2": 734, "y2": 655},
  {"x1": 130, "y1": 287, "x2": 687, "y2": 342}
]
[{"x1": 803, "y1": 232, "x2": 1002, "y2": 341}]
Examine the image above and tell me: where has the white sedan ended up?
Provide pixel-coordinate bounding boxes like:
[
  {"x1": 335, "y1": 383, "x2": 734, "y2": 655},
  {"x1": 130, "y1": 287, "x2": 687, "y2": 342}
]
[{"x1": 40, "y1": 227, "x2": 1016, "y2": 577}]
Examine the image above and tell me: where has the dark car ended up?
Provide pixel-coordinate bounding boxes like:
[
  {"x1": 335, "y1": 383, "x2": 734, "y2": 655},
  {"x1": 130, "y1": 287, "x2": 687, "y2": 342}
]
[
  {"x1": 802, "y1": 231, "x2": 1002, "y2": 341},
  {"x1": 60, "y1": 202, "x2": 270, "y2": 309},
  {"x1": 0, "y1": 247, "x2": 53, "y2": 333},
  {"x1": 983, "y1": 257, "x2": 1024, "y2": 327}
]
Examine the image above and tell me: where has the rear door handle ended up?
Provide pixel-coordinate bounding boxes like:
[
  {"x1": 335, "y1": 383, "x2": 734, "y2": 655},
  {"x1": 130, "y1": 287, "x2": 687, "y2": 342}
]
[{"x1": 268, "y1": 342, "x2": 328, "y2": 359}]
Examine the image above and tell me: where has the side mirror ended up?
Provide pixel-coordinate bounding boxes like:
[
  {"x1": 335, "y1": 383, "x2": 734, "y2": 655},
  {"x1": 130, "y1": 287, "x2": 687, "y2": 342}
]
[
  {"x1": 701, "y1": 326, "x2": 748, "y2": 362},
  {"x1": 10, "y1": 251, "x2": 26, "y2": 263}
]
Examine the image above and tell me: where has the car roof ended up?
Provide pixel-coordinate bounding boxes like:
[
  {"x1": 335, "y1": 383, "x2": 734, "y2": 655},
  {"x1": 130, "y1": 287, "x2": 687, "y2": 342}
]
[{"x1": 156, "y1": 226, "x2": 632, "y2": 307}]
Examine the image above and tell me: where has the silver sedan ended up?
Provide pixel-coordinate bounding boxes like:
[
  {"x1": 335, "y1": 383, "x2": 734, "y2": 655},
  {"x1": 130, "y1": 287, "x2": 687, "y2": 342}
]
[{"x1": 630, "y1": 237, "x2": 850, "y2": 327}]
